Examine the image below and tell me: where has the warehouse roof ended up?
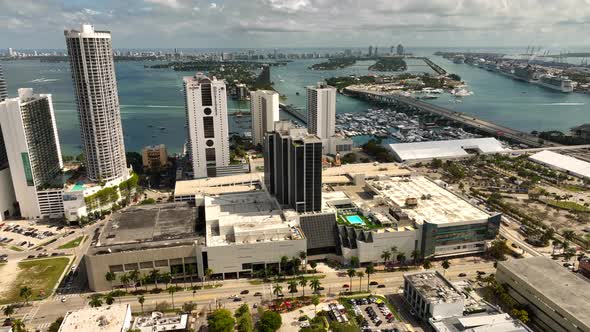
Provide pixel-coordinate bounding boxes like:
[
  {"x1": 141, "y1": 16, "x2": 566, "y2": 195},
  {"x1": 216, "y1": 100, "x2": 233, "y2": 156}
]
[
  {"x1": 387, "y1": 138, "x2": 506, "y2": 162},
  {"x1": 529, "y1": 150, "x2": 590, "y2": 179}
]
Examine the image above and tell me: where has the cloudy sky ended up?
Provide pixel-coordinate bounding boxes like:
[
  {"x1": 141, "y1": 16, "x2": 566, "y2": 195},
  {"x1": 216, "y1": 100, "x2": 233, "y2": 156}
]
[{"x1": 1, "y1": 0, "x2": 589, "y2": 50}]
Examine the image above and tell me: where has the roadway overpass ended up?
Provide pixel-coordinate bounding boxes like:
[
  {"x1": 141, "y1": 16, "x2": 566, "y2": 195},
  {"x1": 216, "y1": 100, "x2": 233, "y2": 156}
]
[{"x1": 345, "y1": 87, "x2": 558, "y2": 148}]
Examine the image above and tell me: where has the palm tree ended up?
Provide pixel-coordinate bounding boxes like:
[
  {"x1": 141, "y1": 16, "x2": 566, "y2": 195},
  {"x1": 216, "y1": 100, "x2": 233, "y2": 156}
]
[
  {"x1": 287, "y1": 280, "x2": 298, "y2": 299},
  {"x1": 365, "y1": 264, "x2": 375, "y2": 293},
  {"x1": 119, "y1": 273, "x2": 130, "y2": 293},
  {"x1": 150, "y1": 269, "x2": 161, "y2": 289},
  {"x1": 312, "y1": 295, "x2": 320, "y2": 313},
  {"x1": 356, "y1": 271, "x2": 365, "y2": 292},
  {"x1": 186, "y1": 265, "x2": 196, "y2": 288},
  {"x1": 381, "y1": 250, "x2": 391, "y2": 266},
  {"x1": 168, "y1": 286, "x2": 177, "y2": 309},
  {"x1": 88, "y1": 294, "x2": 103, "y2": 307},
  {"x1": 390, "y1": 246, "x2": 398, "y2": 262},
  {"x1": 298, "y1": 277, "x2": 308, "y2": 298},
  {"x1": 138, "y1": 295, "x2": 145, "y2": 314},
  {"x1": 105, "y1": 293, "x2": 115, "y2": 305},
  {"x1": 396, "y1": 252, "x2": 406, "y2": 268},
  {"x1": 142, "y1": 275, "x2": 150, "y2": 292},
  {"x1": 309, "y1": 278, "x2": 321, "y2": 294},
  {"x1": 161, "y1": 272, "x2": 172, "y2": 290},
  {"x1": 105, "y1": 271, "x2": 116, "y2": 291},
  {"x1": 422, "y1": 259, "x2": 432, "y2": 270},
  {"x1": 411, "y1": 249, "x2": 421, "y2": 265},
  {"x1": 291, "y1": 257, "x2": 302, "y2": 275},
  {"x1": 19, "y1": 286, "x2": 32, "y2": 305},
  {"x1": 280, "y1": 256, "x2": 289, "y2": 274},
  {"x1": 3, "y1": 305, "x2": 14, "y2": 318},
  {"x1": 347, "y1": 269, "x2": 356, "y2": 292},
  {"x1": 204, "y1": 268, "x2": 213, "y2": 286},
  {"x1": 299, "y1": 251, "x2": 307, "y2": 272},
  {"x1": 128, "y1": 270, "x2": 140, "y2": 292},
  {"x1": 11, "y1": 319, "x2": 26, "y2": 332},
  {"x1": 310, "y1": 261, "x2": 318, "y2": 273},
  {"x1": 441, "y1": 259, "x2": 451, "y2": 275},
  {"x1": 272, "y1": 284, "x2": 283, "y2": 299}
]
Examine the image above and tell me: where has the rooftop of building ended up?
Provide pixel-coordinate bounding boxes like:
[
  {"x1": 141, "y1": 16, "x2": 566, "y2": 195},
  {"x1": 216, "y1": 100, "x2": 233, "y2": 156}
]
[
  {"x1": 58, "y1": 304, "x2": 130, "y2": 332},
  {"x1": 323, "y1": 162, "x2": 411, "y2": 179},
  {"x1": 387, "y1": 138, "x2": 506, "y2": 162},
  {"x1": 97, "y1": 202, "x2": 201, "y2": 247},
  {"x1": 529, "y1": 150, "x2": 590, "y2": 179},
  {"x1": 204, "y1": 191, "x2": 304, "y2": 246},
  {"x1": 431, "y1": 313, "x2": 530, "y2": 332},
  {"x1": 367, "y1": 176, "x2": 490, "y2": 225},
  {"x1": 405, "y1": 271, "x2": 465, "y2": 305},
  {"x1": 132, "y1": 312, "x2": 188, "y2": 332},
  {"x1": 174, "y1": 173, "x2": 262, "y2": 197},
  {"x1": 498, "y1": 256, "x2": 590, "y2": 327}
]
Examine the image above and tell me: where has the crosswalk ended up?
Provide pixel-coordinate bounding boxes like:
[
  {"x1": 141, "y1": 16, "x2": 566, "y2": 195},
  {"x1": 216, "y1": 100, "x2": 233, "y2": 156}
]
[
  {"x1": 51, "y1": 293, "x2": 79, "y2": 302},
  {"x1": 35, "y1": 322, "x2": 51, "y2": 330}
]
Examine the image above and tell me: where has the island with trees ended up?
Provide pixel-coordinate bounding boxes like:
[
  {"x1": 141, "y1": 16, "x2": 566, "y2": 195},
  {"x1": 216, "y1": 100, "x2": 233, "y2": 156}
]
[
  {"x1": 368, "y1": 57, "x2": 407, "y2": 71},
  {"x1": 309, "y1": 57, "x2": 357, "y2": 70}
]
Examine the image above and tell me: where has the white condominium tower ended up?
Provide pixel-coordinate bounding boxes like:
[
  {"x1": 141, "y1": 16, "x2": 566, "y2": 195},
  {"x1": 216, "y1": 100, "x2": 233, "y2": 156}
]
[
  {"x1": 0, "y1": 64, "x2": 7, "y2": 102},
  {"x1": 306, "y1": 82, "x2": 336, "y2": 140},
  {"x1": 250, "y1": 90, "x2": 279, "y2": 146},
  {"x1": 64, "y1": 24, "x2": 127, "y2": 182},
  {"x1": 183, "y1": 73, "x2": 230, "y2": 178},
  {"x1": 0, "y1": 89, "x2": 64, "y2": 219}
]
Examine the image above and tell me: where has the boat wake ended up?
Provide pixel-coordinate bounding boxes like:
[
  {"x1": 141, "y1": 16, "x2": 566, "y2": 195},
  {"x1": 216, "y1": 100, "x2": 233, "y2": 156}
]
[
  {"x1": 539, "y1": 102, "x2": 585, "y2": 106},
  {"x1": 120, "y1": 104, "x2": 181, "y2": 108},
  {"x1": 29, "y1": 78, "x2": 60, "y2": 83}
]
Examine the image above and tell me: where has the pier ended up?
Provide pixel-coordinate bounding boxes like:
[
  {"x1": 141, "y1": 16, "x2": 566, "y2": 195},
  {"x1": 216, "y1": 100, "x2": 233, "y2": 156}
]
[
  {"x1": 279, "y1": 103, "x2": 307, "y2": 124},
  {"x1": 345, "y1": 87, "x2": 556, "y2": 148},
  {"x1": 405, "y1": 56, "x2": 448, "y2": 75}
]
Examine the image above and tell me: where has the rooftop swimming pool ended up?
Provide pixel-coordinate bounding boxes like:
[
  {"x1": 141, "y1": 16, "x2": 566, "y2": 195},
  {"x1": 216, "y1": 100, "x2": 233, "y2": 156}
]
[{"x1": 345, "y1": 215, "x2": 365, "y2": 225}]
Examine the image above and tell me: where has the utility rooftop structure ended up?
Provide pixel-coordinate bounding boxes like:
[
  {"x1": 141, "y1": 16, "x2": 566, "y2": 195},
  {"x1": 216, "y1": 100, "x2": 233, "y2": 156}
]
[
  {"x1": 387, "y1": 138, "x2": 506, "y2": 162},
  {"x1": 430, "y1": 313, "x2": 530, "y2": 332},
  {"x1": 497, "y1": 256, "x2": 590, "y2": 332},
  {"x1": 404, "y1": 271, "x2": 465, "y2": 321},
  {"x1": 132, "y1": 312, "x2": 188, "y2": 332},
  {"x1": 529, "y1": 150, "x2": 590, "y2": 180},
  {"x1": 367, "y1": 176, "x2": 489, "y2": 225},
  {"x1": 58, "y1": 304, "x2": 132, "y2": 332}
]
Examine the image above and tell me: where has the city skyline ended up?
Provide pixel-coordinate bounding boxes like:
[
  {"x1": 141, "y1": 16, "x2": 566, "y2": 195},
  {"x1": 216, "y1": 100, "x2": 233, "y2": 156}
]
[{"x1": 2, "y1": 0, "x2": 590, "y2": 49}]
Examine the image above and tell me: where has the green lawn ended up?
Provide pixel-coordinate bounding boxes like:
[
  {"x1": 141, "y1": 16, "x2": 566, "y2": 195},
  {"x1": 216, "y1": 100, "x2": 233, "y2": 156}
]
[
  {"x1": 0, "y1": 257, "x2": 70, "y2": 304},
  {"x1": 547, "y1": 200, "x2": 590, "y2": 212},
  {"x1": 57, "y1": 236, "x2": 85, "y2": 249},
  {"x1": 9, "y1": 246, "x2": 24, "y2": 252}
]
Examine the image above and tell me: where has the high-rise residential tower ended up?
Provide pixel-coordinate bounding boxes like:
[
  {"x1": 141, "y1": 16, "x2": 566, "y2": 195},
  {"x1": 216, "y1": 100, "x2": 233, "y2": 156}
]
[
  {"x1": 306, "y1": 82, "x2": 336, "y2": 140},
  {"x1": 0, "y1": 89, "x2": 64, "y2": 219},
  {"x1": 397, "y1": 44, "x2": 404, "y2": 56},
  {"x1": 264, "y1": 121, "x2": 322, "y2": 213},
  {"x1": 64, "y1": 24, "x2": 127, "y2": 182},
  {"x1": 250, "y1": 90, "x2": 279, "y2": 146},
  {"x1": 0, "y1": 64, "x2": 9, "y2": 166},
  {"x1": 184, "y1": 73, "x2": 230, "y2": 178},
  {"x1": 0, "y1": 64, "x2": 7, "y2": 102}
]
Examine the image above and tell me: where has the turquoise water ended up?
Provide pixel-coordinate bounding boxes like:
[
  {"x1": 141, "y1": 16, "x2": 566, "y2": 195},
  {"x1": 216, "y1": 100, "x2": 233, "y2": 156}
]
[
  {"x1": 2, "y1": 50, "x2": 590, "y2": 155},
  {"x1": 345, "y1": 215, "x2": 364, "y2": 225},
  {"x1": 71, "y1": 183, "x2": 85, "y2": 191}
]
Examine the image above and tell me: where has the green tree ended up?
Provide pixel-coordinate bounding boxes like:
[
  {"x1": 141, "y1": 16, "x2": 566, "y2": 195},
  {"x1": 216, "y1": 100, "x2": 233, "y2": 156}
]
[
  {"x1": 128, "y1": 270, "x2": 140, "y2": 292},
  {"x1": 258, "y1": 310, "x2": 282, "y2": 332},
  {"x1": 47, "y1": 317, "x2": 64, "y2": 332},
  {"x1": 331, "y1": 321, "x2": 359, "y2": 332},
  {"x1": 365, "y1": 264, "x2": 375, "y2": 293},
  {"x1": 168, "y1": 286, "x2": 178, "y2": 310},
  {"x1": 12, "y1": 319, "x2": 27, "y2": 332},
  {"x1": 183, "y1": 301, "x2": 197, "y2": 314},
  {"x1": 422, "y1": 259, "x2": 432, "y2": 270},
  {"x1": 347, "y1": 269, "x2": 356, "y2": 292},
  {"x1": 431, "y1": 158, "x2": 443, "y2": 168},
  {"x1": 235, "y1": 304, "x2": 253, "y2": 332},
  {"x1": 150, "y1": 269, "x2": 161, "y2": 289},
  {"x1": 350, "y1": 256, "x2": 360, "y2": 268},
  {"x1": 511, "y1": 309, "x2": 530, "y2": 324},
  {"x1": 105, "y1": 293, "x2": 115, "y2": 305},
  {"x1": 119, "y1": 273, "x2": 130, "y2": 293},
  {"x1": 390, "y1": 246, "x2": 398, "y2": 264},
  {"x1": 161, "y1": 272, "x2": 172, "y2": 289},
  {"x1": 208, "y1": 309, "x2": 235, "y2": 332},
  {"x1": 19, "y1": 286, "x2": 32, "y2": 305},
  {"x1": 312, "y1": 295, "x2": 320, "y2": 313},
  {"x1": 280, "y1": 256, "x2": 289, "y2": 274},
  {"x1": 381, "y1": 250, "x2": 391, "y2": 266},
  {"x1": 488, "y1": 239, "x2": 510, "y2": 261},
  {"x1": 396, "y1": 252, "x2": 406, "y2": 267},
  {"x1": 105, "y1": 271, "x2": 116, "y2": 291},
  {"x1": 138, "y1": 295, "x2": 145, "y2": 314},
  {"x1": 3, "y1": 304, "x2": 15, "y2": 318},
  {"x1": 205, "y1": 268, "x2": 214, "y2": 286},
  {"x1": 272, "y1": 284, "x2": 283, "y2": 299},
  {"x1": 441, "y1": 259, "x2": 451, "y2": 275},
  {"x1": 299, "y1": 251, "x2": 307, "y2": 272},
  {"x1": 411, "y1": 249, "x2": 421, "y2": 265},
  {"x1": 186, "y1": 264, "x2": 196, "y2": 288},
  {"x1": 88, "y1": 294, "x2": 103, "y2": 307},
  {"x1": 287, "y1": 280, "x2": 298, "y2": 298},
  {"x1": 356, "y1": 271, "x2": 365, "y2": 292},
  {"x1": 310, "y1": 261, "x2": 318, "y2": 273},
  {"x1": 298, "y1": 277, "x2": 308, "y2": 298},
  {"x1": 309, "y1": 278, "x2": 321, "y2": 294}
]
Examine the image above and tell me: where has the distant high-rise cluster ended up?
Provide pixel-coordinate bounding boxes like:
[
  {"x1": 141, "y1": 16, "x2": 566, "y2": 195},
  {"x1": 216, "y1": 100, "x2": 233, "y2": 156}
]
[
  {"x1": 65, "y1": 24, "x2": 127, "y2": 182},
  {"x1": 184, "y1": 73, "x2": 230, "y2": 178},
  {"x1": 397, "y1": 44, "x2": 404, "y2": 56}
]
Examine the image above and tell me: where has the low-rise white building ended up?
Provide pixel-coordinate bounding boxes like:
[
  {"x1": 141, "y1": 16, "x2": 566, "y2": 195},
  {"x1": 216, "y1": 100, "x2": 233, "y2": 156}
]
[
  {"x1": 132, "y1": 312, "x2": 188, "y2": 332},
  {"x1": 58, "y1": 304, "x2": 132, "y2": 332},
  {"x1": 529, "y1": 150, "x2": 590, "y2": 180},
  {"x1": 403, "y1": 271, "x2": 465, "y2": 321},
  {"x1": 387, "y1": 138, "x2": 506, "y2": 162}
]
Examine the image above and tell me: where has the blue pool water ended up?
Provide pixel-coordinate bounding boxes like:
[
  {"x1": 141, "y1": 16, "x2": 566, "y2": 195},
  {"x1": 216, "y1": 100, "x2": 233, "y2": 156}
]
[
  {"x1": 345, "y1": 215, "x2": 364, "y2": 225},
  {"x1": 71, "y1": 183, "x2": 85, "y2": 192}
]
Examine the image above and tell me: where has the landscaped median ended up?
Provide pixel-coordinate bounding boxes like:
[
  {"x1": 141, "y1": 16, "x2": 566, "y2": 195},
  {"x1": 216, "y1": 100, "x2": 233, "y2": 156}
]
[
  {"x1": 57, "y1": 235, "x2": 86, "y2": 249},
  {"x1": 0, "y1": 257, "x2": 70, "y2": 304}
]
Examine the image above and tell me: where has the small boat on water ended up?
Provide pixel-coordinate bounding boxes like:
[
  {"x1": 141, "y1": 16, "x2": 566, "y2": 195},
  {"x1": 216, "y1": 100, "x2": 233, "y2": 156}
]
[
  {"x1": 296, "y1": 92, "x2": 300, "y2": 95},
  {"x1": 159, "y1": 127, "x2": 166, "y2": 130}
]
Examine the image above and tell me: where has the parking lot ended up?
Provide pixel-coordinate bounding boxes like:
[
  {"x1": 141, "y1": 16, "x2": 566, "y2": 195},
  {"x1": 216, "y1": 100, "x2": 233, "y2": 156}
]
[
  {"x1": 0, "y1": 219, "x2": 71, "y2": 251},
  {"x1": 349, "y1": 296, "x2": 406, "y2": 332}
]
